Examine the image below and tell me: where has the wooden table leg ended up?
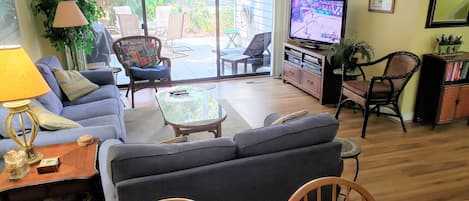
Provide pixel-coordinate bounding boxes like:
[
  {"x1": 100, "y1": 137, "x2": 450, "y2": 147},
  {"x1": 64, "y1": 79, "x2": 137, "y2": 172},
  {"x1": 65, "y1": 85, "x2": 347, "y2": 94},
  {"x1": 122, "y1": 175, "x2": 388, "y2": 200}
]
[
  {"x1": 221, "y1": 59, "x2": 225, "y2": 75},
  {"x1": 232, "y1": 61, "x2": 238, "y2": 75},
  {"x1": 243, "y1": 59, "x2": 247, "y2": 73},
  {"x1": 215, "y1": 122, "x2": 222, "y2": 138}
]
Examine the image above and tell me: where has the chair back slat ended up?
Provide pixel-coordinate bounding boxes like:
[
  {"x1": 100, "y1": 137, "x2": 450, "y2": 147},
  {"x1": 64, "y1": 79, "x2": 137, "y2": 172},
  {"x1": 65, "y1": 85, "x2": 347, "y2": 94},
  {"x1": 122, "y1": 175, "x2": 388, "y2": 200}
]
[{"x1": 288, "y1": 177, "x2": 376, "y2": 201}]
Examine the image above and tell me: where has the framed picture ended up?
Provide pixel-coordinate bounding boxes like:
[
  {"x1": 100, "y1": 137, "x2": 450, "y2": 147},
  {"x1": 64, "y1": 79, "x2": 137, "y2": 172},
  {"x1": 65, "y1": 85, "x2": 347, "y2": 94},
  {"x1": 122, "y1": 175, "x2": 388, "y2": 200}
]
[{"x1": 369, "y1": 0, "x2": 395, "y2": 13}]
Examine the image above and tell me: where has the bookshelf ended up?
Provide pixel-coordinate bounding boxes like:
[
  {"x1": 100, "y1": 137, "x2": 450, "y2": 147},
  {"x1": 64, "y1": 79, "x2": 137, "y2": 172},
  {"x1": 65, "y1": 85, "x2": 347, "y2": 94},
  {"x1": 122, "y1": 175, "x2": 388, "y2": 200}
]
[
  {"x1": 414, "y1": 52, "x2": 469, "y2": 127},
  {"x1": 282, "y1": 41, "x2": 341, "y2": 105}
]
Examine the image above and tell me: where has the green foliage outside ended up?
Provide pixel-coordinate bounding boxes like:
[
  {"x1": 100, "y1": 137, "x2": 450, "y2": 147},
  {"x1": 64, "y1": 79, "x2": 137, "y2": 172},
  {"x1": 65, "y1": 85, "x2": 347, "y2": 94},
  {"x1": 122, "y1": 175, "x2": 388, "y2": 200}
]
[{"x1": 31, "y1": 0, "x2": 104, "y2": 54}]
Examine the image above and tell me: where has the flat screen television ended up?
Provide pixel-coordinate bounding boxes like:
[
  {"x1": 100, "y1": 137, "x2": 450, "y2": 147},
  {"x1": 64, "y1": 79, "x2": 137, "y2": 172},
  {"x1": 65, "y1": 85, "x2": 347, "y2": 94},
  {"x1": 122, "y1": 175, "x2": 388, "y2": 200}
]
[{"x1": 290, "y1": 0, "x2": 347, "y2": 48}]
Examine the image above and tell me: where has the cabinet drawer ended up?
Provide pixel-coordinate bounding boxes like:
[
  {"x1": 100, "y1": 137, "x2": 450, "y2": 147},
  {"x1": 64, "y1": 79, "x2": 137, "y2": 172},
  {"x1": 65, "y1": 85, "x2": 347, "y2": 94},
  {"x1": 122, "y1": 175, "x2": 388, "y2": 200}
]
[
  {"x1": 301, "y1": 70, "x2": 321, "y2": 97},
  {"x1": 438, "y1": 86, "x2": 458, "y2": 123},
  {"x1": 283, "y1": 62, "x2": 301, "y2": 84}
]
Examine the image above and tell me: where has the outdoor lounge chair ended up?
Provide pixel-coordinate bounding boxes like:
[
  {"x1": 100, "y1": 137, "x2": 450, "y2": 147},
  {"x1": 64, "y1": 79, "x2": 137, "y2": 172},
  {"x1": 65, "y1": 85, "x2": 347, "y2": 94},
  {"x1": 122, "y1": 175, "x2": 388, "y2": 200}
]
[{"x1": 220, "y1": 32, "x2": 272, "y2": 73}]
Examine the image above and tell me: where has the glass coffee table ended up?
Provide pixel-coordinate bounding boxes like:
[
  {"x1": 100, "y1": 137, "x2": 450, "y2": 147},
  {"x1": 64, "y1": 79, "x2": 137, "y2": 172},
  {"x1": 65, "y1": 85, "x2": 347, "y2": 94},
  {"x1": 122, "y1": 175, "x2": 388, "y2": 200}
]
[{"x1": 155, "y1": 86, "x2": 227, "y2": 138}]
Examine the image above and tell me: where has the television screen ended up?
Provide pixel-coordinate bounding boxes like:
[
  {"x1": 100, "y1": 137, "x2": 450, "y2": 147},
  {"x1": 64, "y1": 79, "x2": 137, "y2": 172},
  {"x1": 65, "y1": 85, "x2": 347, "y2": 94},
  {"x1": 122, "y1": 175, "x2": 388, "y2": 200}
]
[{"x1": 290, "y1": 0, "x2": 346, "y2": 44}]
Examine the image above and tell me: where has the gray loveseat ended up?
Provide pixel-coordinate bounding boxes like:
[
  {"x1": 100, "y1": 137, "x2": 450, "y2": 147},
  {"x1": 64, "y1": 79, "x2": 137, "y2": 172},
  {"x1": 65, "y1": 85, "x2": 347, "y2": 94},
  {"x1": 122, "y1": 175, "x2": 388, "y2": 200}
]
[
  {"x1": 98, "y1": 113, "x2": 343, "y2": 201},
  {"x1": 0, "y1": 56, "x2": 126, "y2": 162}
]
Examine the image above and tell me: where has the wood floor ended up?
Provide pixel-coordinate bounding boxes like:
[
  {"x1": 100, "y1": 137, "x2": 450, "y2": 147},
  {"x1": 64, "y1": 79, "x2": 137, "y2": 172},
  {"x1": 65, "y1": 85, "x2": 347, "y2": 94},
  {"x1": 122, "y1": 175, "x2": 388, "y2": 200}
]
[{"x1": 124, "y1": 76, "x2": 469, "y2": 201}]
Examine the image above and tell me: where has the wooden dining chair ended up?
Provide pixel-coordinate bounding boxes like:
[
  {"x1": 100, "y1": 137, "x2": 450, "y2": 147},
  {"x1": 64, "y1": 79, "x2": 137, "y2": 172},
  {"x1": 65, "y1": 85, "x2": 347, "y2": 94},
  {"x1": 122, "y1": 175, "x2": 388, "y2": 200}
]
[
  {"x1": 158, "y1": 198, "x2": 194, "y2": 201},
  {"x1": 335, "y1": 51, "x2": 421, "y2": 138},
  {"x1": 288, "y1": 177, "x2": 376, "y2": 201}
]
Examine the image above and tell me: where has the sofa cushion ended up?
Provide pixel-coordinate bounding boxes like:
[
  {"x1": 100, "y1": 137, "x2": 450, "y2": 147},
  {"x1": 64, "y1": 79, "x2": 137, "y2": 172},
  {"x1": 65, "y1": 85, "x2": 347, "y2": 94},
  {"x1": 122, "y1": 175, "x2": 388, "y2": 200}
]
[
  {"x1": 29, "y1": 101, "x2": 81, "y2": 130},
  {"x1": 35, "y1": 56, "x2": 63, "y2": 100},
  {"x1": 63, "y1": 85, "x2": 120, "y2": 106},
  {"x1": 52, "y1": 69, "x2": 99, "y2": 101},
  {"x1": 233, "y1": 113, "x2": 339, "y2": 157},
  {"x1": 36, "y1": 91, "x2": 63, "y2": 115},
  {"x1": 61, "y1": 98, "x2": 120, "y2": 121},
  {"x1": 108, "y1": 138, "x2": 236, "y2": 183}
]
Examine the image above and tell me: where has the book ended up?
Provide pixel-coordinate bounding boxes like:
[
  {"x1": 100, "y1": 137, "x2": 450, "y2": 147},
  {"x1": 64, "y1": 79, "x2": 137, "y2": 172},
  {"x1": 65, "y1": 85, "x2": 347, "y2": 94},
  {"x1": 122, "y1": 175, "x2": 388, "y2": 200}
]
[
  {"x1": 446, "y1": 62, "x2": 454, "y2": 81},
  {"x1": 460, "y1": 61, "x2": 469, "y2": 79}
]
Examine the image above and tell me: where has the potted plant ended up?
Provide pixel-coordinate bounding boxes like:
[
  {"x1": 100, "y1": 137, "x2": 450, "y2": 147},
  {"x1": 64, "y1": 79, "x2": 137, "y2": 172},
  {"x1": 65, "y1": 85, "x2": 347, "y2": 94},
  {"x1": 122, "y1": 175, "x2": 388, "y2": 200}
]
[
  {"x1": 31, "y1": 0, "x2": 104, "y2": 69},
  {"x1": 436, "y1": 34, "x2": 451, "y2": 54},
  {"x1": 326, "y1": 38, "x2": 374, "y2": 76},
  {"x1": 453, "y1": 35, "x2": 463, "y2": 53}
]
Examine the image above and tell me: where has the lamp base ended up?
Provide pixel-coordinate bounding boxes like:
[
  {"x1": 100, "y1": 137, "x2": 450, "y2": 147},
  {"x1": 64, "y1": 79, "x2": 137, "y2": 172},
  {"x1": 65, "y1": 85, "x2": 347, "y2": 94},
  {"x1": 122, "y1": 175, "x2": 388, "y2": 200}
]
[
  {"x1": 24, "y1": 146, "x2": 43, "y2": 164},
  {"x1": 3, "y1": 100, "x2": 43, "y2": 164}
]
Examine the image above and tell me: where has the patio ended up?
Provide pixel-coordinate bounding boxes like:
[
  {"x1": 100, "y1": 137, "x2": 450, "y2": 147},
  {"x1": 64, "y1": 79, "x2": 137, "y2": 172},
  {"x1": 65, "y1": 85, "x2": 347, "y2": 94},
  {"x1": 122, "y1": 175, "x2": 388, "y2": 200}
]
[{"x1": 108, "y1": 35, "x2": 271, "y2": 85}]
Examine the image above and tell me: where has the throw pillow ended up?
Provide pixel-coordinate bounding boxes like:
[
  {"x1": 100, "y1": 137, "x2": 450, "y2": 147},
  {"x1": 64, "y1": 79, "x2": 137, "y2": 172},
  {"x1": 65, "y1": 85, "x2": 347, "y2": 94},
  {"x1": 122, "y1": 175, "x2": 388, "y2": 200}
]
[
  {"x1": 52, "y1": 69, "x2": 99, "y2": 101},
  {"x1": 119, "y1": 40, "x2": 160, "y2": 68},
  {"x1": 28, "y1": 101, "x2": 82, "y2": 130},
  {"x1": 271, "y1": 110, "x2": 309, "y2": 125},
  {"x1": 160, "y1": 136, "x2": 188, "y2": 144}
]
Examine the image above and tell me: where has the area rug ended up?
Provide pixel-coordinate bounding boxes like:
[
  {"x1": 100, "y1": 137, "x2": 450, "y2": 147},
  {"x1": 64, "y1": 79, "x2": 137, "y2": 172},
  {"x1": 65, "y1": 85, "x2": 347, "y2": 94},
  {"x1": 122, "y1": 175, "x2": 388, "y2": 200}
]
[{"x1": 124, "y1": 99, "x2": 251, "y2": 143}]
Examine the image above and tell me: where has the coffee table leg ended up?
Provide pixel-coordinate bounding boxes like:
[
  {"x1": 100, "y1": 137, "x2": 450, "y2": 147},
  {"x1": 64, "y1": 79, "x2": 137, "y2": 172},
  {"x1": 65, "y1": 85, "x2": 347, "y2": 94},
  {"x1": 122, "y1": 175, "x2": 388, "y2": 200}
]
[
  {"x1": 172, "y1": 126, "x2": 181, "y2": 137},
  {"x1": 215, "y1": 123, "x2": 222, "y2": 138}
]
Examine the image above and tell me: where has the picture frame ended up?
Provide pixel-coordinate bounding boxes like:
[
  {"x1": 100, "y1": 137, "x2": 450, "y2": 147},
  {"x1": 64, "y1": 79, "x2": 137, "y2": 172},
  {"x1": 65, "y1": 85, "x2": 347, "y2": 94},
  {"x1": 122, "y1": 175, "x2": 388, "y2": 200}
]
[{"x1": 369, "y1": 0, "x2": 395, "y2": 13}]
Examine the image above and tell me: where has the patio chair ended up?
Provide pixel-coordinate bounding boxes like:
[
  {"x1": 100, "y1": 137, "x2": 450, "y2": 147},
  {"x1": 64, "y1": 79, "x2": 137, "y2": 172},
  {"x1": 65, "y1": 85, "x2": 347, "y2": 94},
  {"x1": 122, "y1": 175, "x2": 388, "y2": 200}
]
[
  {"x1": 113, "y1": 35, "x2": 171, "y2": 108},
  {"x1": 335, "y1": 51, "x2": 421, "y2": 138},
  {"x1": 117, "y1": 14, "x2": 142, "y2": 37},
  {"x1": 155, "y1": 6, "x2": 172, "y2": 36},
  {"x1": 163, "y1": 12, "x2": 192, "y2": 57},
  {"x1": 220, "y1": 32, "x2": 272, "y2": 73}
]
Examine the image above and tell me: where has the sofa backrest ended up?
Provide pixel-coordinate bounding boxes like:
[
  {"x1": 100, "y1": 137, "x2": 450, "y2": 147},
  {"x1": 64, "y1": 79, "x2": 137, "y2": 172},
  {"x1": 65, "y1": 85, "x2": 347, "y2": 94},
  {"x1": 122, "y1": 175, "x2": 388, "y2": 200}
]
[
  {"x1": 115, "y1": 141, "x2": 343, "y2": 201},
  {"x1": 35, "y1": 56, "x2": 64, "y2": 100},
  {"x1": 233, "y1": 113, "x2": 339, "y2": 157},
  {"x1": 108, "y1": 138, "x2": 237, "y2": 184}
]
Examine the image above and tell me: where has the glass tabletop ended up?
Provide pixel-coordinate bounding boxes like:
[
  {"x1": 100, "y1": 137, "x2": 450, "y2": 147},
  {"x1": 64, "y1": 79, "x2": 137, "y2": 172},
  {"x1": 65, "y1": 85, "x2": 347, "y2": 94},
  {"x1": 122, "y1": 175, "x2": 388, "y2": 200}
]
[{"x1": 155, "y1": 86, "x2": 226, "y2": 127}]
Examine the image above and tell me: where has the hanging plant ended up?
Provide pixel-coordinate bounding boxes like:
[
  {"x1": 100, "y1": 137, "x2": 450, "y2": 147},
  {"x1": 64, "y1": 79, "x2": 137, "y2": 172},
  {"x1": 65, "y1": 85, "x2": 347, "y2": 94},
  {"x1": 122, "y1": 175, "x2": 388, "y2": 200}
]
[{"x1": 31, "y1": 0, "x2": 104, "y2": 54}]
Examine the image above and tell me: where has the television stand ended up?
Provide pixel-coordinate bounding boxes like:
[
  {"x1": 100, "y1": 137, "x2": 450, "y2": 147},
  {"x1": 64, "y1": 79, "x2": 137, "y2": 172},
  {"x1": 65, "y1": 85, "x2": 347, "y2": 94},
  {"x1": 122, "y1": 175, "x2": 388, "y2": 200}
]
[
  {"x1": 298, "y1": 42, "x2": 328, "y2": 51},
  {"x1": 282, "y1": 41, "x2": 341, "y2": 105}
]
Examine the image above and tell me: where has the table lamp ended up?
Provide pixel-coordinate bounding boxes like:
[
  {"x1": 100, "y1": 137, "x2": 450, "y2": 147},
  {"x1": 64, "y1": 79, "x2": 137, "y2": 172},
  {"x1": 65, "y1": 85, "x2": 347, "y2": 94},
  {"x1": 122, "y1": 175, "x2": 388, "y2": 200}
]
[
  {"x1": 52, "y1": 0, "x2": 89, "y2": 70},
  {"x1": 0, "y1": 46, "x2": 51, "y2": 164}
]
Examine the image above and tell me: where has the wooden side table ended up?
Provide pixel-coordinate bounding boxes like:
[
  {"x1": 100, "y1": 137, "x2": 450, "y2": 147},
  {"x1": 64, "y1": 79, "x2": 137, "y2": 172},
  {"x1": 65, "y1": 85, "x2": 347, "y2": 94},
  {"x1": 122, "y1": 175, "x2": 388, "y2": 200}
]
[
  {"x1": 0, "y1": 141, "x2": 101, "y2": 201},
  {"x1": 221, "y1": 54, "x2": 250, "y2": 75}
]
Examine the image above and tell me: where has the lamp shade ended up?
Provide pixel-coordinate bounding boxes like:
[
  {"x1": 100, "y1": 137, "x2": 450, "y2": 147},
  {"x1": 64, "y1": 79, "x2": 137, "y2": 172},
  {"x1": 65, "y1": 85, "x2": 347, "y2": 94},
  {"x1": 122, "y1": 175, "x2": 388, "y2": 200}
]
[
  {"x1": 52, "y1": 1, "x2": 89, "y2": 28},
  {"x1": 0, "y1": 46, "x2": 50, "y2": 102}
]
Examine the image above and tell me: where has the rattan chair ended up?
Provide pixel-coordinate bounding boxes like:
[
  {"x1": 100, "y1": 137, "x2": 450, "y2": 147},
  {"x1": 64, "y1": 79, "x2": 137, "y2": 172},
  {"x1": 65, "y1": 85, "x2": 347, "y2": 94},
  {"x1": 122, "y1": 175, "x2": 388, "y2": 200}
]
[
  {"x1": 113, "y1": 35, "x2": 171, "y2": 108},
  {"x1": 335, "y1": 51, "x2": 421, "y2": 138},
  {"x1": 288, "y1": 177, "x2": 376, "y2": 201}
]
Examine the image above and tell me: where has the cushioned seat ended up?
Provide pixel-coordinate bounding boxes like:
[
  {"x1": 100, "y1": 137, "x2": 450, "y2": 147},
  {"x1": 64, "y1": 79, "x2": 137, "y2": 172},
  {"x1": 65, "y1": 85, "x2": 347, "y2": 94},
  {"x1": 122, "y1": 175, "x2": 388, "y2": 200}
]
[
  {"x1": 63, "y1": 85, "x2": 120, "y2": 106},
  {"x1": 61, "y1": 98, "x2": 121, "y2": 121},
  {"x1": 343, "y1": 80, "x2": 394, "y2": 98},
  {"x1": 130, "y1": 66, "x2": 170, "y2": 80}
]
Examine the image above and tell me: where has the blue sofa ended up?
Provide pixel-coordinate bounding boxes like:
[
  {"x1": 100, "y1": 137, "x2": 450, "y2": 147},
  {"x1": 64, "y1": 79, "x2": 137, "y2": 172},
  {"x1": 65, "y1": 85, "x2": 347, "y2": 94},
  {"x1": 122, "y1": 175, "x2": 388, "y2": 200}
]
[
  {"x1": 98, "y1": 113, "x2": 342, "y2": 201},
  {"x1": 0, "y1": 56, "x2": 126, "y2": 164}
]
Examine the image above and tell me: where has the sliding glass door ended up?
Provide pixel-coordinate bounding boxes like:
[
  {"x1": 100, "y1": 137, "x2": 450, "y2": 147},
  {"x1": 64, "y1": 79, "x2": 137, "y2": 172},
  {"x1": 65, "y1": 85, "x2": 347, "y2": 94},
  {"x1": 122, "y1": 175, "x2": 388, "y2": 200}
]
[{"x1": 92, "y1": 0, "x2": 272, "y2": 85}]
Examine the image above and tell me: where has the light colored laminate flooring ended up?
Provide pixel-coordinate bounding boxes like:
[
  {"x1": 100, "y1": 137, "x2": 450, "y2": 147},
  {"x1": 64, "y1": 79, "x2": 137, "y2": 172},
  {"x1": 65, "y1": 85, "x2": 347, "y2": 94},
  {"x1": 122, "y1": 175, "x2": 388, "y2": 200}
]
[{"x1": 121, "y1": 76, "x2": 469, "y2": 201}]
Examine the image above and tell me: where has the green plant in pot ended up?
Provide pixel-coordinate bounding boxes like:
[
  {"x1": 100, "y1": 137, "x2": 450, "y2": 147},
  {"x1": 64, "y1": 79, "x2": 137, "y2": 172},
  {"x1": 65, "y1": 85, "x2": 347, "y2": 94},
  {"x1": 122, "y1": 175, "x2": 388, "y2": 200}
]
[
  {"x1": 326, "y1": 38, "x2": 374, "y2": 77},
  {"x1": 453, "y1": 35, "x2": 463, "y2": 53},
  {"x1": 31, "y1": 0, "x2": 104, "y2": 70},
  {"x1": 436, "y1": 34, "x2": 451, "y2": 55}
]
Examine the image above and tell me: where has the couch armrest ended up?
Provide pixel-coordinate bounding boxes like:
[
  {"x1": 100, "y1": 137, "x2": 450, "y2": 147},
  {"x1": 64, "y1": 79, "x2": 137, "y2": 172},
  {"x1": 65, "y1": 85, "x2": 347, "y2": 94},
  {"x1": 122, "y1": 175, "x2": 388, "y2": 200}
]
[
  {"x1": 98, "y1": 139, "x2": 123, "y2": 201},
  {"x1": 80, "y1": 70, "x2": 115, "y2": 85}
]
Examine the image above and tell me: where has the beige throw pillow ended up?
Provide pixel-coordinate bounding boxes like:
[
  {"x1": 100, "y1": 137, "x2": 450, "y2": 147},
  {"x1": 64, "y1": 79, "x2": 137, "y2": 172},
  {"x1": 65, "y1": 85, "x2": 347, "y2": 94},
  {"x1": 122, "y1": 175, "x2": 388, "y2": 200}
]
[
  {"x1": 271, "y1": 110, "x2": 309, "y2": 125},
  {"x1": 28, "y1": 102, "x2": 82, "y2": 130},
  {"x1": 160, "y1": 136, "x2": 188, "y2": 144},
  {"x1": 52, "y1": 69, "x2": 99, "y2": 101}
]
